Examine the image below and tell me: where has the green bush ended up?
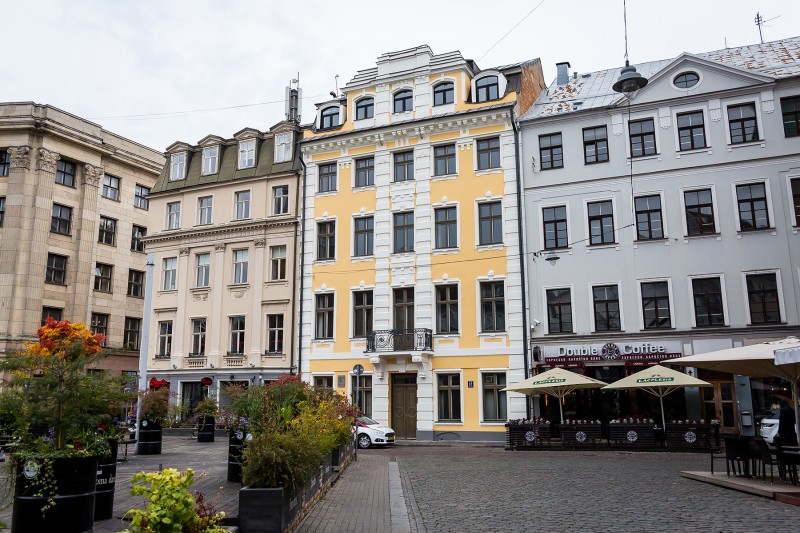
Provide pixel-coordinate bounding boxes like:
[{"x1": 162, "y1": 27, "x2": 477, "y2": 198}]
[{"x1": 240, "y1": 429, "x2": 323, "y2": 492}]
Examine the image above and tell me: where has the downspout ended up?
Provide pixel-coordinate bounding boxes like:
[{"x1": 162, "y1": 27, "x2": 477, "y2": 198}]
[
  {"x1": 288, "y1": 130, "x2": 302, "y2": 375},
  {"x1": 511, "y1": 108, "x2": 532, "y2": 420},
  {"x1": 296, "y1": 141, "x2": 308, "y2": 377}
]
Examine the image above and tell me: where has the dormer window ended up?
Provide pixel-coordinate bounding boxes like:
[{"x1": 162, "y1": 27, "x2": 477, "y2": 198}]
[
  {"x1": 202, "y1": 146, "x2": 219, "y2": 175},
  {"x1": 169, "y1": 152, "x2": 186, "y2": 181},
  {"x1": 394, "y1": 90, "x2": 413, "y2": 113},
  {"x1": 238, "y1": 139, "x2": 256, "y2": 169},
  {"x1": 320, "y1": 107, "x2": 339, "y2": 129},
  {"x1": 355, "y1": 97, "x2": 374, "y2": 120},
  {"x1": 275, "y1": 132, "x2": 293, "y2": 163},
  {"x1": 476, "y1": 76, "x2": 499, "y2": 103},
  {"x1": 433, "y1": 82, "x2": 454, "y2": 106}
]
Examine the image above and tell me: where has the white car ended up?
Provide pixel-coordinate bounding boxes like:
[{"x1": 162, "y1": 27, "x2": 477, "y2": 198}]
[
  {"x1": 355, "y1": 416, "x2": 395, "y2": 449},
  {"x1": 760, "y1": 409, "x2": 798, "y2": 444}
]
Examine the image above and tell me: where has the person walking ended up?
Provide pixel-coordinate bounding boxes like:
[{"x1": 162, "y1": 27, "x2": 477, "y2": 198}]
[{"x1": 775, "y1": 400, "x2": 798, "y2": 447}]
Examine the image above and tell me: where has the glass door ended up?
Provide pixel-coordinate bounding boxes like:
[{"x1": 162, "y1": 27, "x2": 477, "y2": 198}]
[{"x1": 703, "y1": 381, "x2": 738, "y2": 434}]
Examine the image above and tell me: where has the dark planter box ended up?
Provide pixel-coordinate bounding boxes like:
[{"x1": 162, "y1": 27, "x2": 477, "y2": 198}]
[
  {"x1": 197, "y1": 416, "x2": 215, "y2": 443},
  {"x1": 505, "y1": 423, "x2": 555, "y2": 449},
  {"x1": 609, "y1": 424, "x2": 657, "y2": 448},
  {"x1": 228, "y1": 430, "x2": 245, "y2": 483},
  {"x1": 138, "y1": 419, "x2": 162, "y2": 455},
  {"x1": 322, "y1": 452, "x2": 333, "y2": 483},
  {"x1": 561, "y1": 423, "x2": 603, "y2": 447},
  {"x1": 239, "y1": 485, "x2": 301, "y2": 533},
  {"x1": 304, "y1": 471, "x2": 320, "y2": 505},
  {"x1": 94, "y1": 438, "x2": 119, "y2": 521},
  {"x1": 12, "y1": 456, "x2": 98, "y2": 533},
  {"x1": 664, "y1": 423, "x2": 713, "y2": 450},
  {"x1": 330, "y1": 444, "x2": 342, "y2": 467}
]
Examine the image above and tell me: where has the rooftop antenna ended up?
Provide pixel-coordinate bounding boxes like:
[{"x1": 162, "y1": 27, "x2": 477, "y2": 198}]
[
  {"x1": 329, "y1": 74, "x2": 340, "y2": 99},
  {"x1": 755, "y1": 12, "x2": 781, "y2": 44},
  {"x1": 285, "y1": 75, "x2": 301, "y2": 123}
]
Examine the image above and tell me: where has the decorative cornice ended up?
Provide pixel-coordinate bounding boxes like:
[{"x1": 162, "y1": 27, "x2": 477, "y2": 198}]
[
  {"x1": 142, "y1": 218, "x2": 298, "y2": 246},
  {"x1": 8, "y1": 146, "x2": 31, "y2": 170},
  {"x1": 83, "y1": 163, "x2": 103, "y2": 187},
  {"x1": 36, "y1": 147, "x2": 60, "y2": 173}
]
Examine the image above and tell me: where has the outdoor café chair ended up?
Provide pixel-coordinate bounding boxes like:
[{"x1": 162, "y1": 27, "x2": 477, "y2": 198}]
[{"x1": 753, "y1": 437, "x2": 778, "y2": 483}]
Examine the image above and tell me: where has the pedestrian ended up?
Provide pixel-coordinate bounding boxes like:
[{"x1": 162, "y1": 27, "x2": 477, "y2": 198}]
[{"x1": 775, "y1": 400, "x2": 798, "y2": 447}]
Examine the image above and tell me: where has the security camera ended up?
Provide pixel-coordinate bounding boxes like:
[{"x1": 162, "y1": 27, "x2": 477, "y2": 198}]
[{"x1": 532, "y1": 319, "x2": 541, "y2": 327}]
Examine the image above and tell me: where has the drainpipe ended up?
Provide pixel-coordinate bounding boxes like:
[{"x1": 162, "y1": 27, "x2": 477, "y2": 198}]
[
  {"x1": 296, "y1": 142, "x2": 308, "y2": 378},
  {"x1": 288, "y1": 130, "x2": 301, "y2": 375},
  {"x1": 511, "y1": 108, "x2": 532, "y2": 420}
]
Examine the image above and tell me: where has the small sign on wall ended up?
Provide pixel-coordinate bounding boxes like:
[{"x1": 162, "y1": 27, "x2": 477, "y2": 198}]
[
  {"x1": 468, "y1": 380, "x2": 474, "y2": 388},
  {"x1": 337, "y1": 375, "x2": 346, "y2": 388}
]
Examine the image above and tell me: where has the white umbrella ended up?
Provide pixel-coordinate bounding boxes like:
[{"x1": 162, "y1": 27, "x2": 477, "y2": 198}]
[
  {"x1": 502, "y1": 367, "x2": 607, "y2": 423},
  {"x1": 602, "y1": 365, "x2": 711, "y2": 430}
]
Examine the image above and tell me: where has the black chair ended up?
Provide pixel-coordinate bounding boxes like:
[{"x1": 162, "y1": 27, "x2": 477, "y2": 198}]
[
  {"x1": 775, "y1": 443, "x2": 799, "y2": 485},
  {"x1": 722, "y1": 436, "x2": 751, "y2": 477},
  {"x1": 753, "y1": 438, "x2": 778, "y2": 483},
  {"x1": 709, "y1": 445, "x2": 726, "y2": 475}
]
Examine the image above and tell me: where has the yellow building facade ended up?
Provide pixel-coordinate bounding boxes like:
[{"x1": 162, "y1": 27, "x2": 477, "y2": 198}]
[{"x1": 300, "y1": 46, "x2": 544, "y2": 441}]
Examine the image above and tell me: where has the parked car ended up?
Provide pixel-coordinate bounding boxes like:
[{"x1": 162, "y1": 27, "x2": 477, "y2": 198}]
[
  {"x1": 355, "y1": 416, "x2": 395, "y2": 449},
  {"x1": 759, "y1": 409, "x2": 780, "y2": 443}
]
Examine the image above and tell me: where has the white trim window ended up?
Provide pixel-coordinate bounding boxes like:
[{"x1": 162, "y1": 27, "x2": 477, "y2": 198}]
[
  {"x1": 202, "y1": 146, "x2": 219, "y2": 175},
  {"x1": 229, "y1": 316, "x2": 246, "y2": 355},
  {"x1": 436, "y1": 372, "x2": 462, "y2": 422},
  {"x1": 744, "y1": 271, "x2": 783, "y2": 325},
  {"x1": 238, "y1": 139, "x2": 256, "y2": 169},
  {"x1": 481, "y1": 371, "x2": 507, "y2": 421},
  {"x1": 157, "y1": 321, "x2": 173, "y2": 357},
  {"x1": 191, "y1": 318, "x2": 206, "y2": 356},
  {"x1": 195, "y1": 253, "x2": 210, "y2": 288},
  {"x1": 275, "y1": 133, "x2": 293, "y2": 163},
  {"x1": 735, "y1": 181, "x2": 771, "y2": 231},
  {"x1": 273, "y1": 185, "x2": 289, "y2": 215},
  {"x1": 315, "y1": 293, "x2": 335, "y2": 339},
  {"x1": 163, "y1": 257, "x2": 177, "y2": 291},
  {"x1": 234, "y1": 190, "x2": 251, "y2": 220},
  {"x1": 479, "y1": 280, "x2": 505, "y2": 332},
  {"x1": 167, "y1": 201, "x2": 181, "y2": 230},
  {"x1": 198, "y1": 196, "x2": 213, "y2": 225},
  {"x1": 170, "y1": 152, "x2": 186, "y2": 181},
  {"x1": 639, "y1": 280, "x2": 673, "y2": 330},
  {"x1": 270, "y1": 245, "x2": 287, "y2": 281},
  {"x1": 690, "y1": 276, "x2": 726, "y2": 327},
  {"x1": 233, "y1": 249, "x2": 249, "y2": 285},
  {"x1": 267, "y1": 314, "x2": 284, "y2": 353}
]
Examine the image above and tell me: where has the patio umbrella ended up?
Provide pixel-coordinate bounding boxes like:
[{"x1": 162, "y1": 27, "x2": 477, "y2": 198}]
[
  {"x1": 602, "y1": 365, "x2": 711, "y2": 430},
  {"x1": 666, "y1": 337, "x2": 800, "y2": 443},
  {"x1": 502, "y1": 367, "x2": 607, "y2": 424}
]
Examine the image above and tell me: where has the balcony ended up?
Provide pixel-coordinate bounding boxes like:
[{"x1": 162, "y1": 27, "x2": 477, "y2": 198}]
[{"x1": 365, "y1": 329, "x2": 433, "y2": 353}]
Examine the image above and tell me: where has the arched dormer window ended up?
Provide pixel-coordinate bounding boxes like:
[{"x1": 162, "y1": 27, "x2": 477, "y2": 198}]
[
  {"x1": 394, "y1": 90, "x2": 413, "y2": 113},
  {"x1": 320, "y1": 107, "x2": 339, "y2": 130},
  {"x1": 475, "y1": 76, "x2": 499, "y2": 103},
  {"x1": 355, "y1": 97, "x2": 374, "y2": 120},
  {"x1": 433, "y1": 82, "x2": 454, "y2": 106}
]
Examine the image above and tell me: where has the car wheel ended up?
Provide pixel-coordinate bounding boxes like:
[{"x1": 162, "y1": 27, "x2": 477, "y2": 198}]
[{"x1": 357, "y1": 434, "x2": 371, "y2": 449}]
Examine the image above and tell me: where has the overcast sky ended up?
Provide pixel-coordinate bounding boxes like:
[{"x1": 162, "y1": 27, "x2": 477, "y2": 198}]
[{"x1": 4, "y1": 0, "x2": 798, "y2": 151}]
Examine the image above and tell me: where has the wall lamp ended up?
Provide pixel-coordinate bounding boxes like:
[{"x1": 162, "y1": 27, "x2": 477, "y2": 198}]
[{"x1": 533, "y1": 250, "x2": 559, "y2": 266}]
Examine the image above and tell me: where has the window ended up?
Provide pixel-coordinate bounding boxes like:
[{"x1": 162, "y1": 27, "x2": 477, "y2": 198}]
[
  {"x1": 320, "y1": 107, "x2": 339, "y2": 129},
  {"x1": 434, "y1": 145, "x2": 456, "y2": 176},
  {"x1": 55, "y1": 160, "x2": 75, "y2": 187},
  {"x1": 355, "y1": 157, "x2": 374, "y2": 188},
  {"x1": 437, "y1": 374, "x2": 461, "y2": 421},
  {"x1": 41, "y1": 307, "x2": 63, "y2": 325},
  {"x1": 94, "y1": 263, "x2": 113, "y2": 293},
  {"x1": 435, "y1": 284, "x2": 459, "y2": 334},
  {"x1": 588, "y1": 200, "x2": 615, "y2": 245},
  {"x1": 102, "y1": 174, "x2": 120, "y2": 200},
  {"x1": 91, "y1": 313, "x2": 109, "y2": 345},
  {"x1": 583, "y1": 126, "x2": 609, "y2": 164},
  {"x1": 45, "y1": 253, "x2": 68, "y2": 285},
  {"x1": 542, "y1": 206, "x2": 568, "y2": 250},
  {"x1": 674, "y1": 72, "x2": 699, "y2": 88},
  {"x1": 233, "y1": 249, "x2": 249, "y2": 284},
  {"x1": 692, "y1": 277, "x2": 725, "y2": 327},
  {"x1": 229, "y1": 316, "x2": 246, "y2": 355},
  {"x1": 318, "y1": 163, "x2": 337, "y2": 193},
  {"x1": 275, "y1": 132, "x2": 293, "y2": 163},
  {"x1": 124, "y1": 317, "x2": 141, "y2": 350},
  {"x1": 196, "y1": 253, "x2": 210, "y2": 287},
  {"x1": 539, "y1": 133, "x2": 563, "y2": 170},
  {"x1": 394, "y1": 151, "x2": 414, "y2": 182},
  {"x1": 131, "y1": 225, "x2": 146, "y2": 252},
  {"x1": 317, "y1": 221, "x2": 336, "y2": 260},
  {"x1": 728, "y1": 103, "x2": 758, "y2": 144},
  {"x1": 158, "y1": 321, "x2": 173, "y2": 357},
  {"x1": 163, "y1": 257, "x2": 177, "y2": 291},
  {"x1": 736, "y1": 183, "x2": 770, "y2": 231},
  {"x1": 314, "y1": 376, "x2": 333, "y2": 393},
  {"x1": 352, "y1": 375, "x2": 372, "y2": 417},
  {"x1": 197, "y1": 196, "x2": 213, "y2": 225},
  {"x1": 478, "y1": 201, "x2": 502, "y2": 245},
  {"x1": 167, "y1": 202, "x2": 181, "y2": 230},
  {"x1": 270, "y1": 246, "x2": 287, "y2": 281},
  {"x1": 234, "y1": 191, "x2": 250, "y2": 220},
  {"x1": 593, "y1": 285, "x2": 621, "y2": 331},
  {"x1": 0, "y1": 197, "x2": 4, "y2": 226},
  {"x1": 747, "y1": 273, "x2": 781, "y2": 324},
  {"x1": 677, "y1": 111, "x2": 706, "y2": 150},
  {"x1": 191, "y1": 319, "x2": 206, "y2": 356},
  {"x1": 684, "y1": 189, "x2": 715, "y2": 236},
  {"x1": 482, "y1": 373, "x2": 506, "y2": 421},
  {"x1": 315, "y1": 293, "x2": 334, "y2": 339},
  {"x1": 635, "y1": 195, "x2": 664, "y2": 240},
  {"x1": 546, "y1": 288, "x2": 573, "y2": 334},
  {"x1": 127, "y1": 269, "x2": 144, "y2": 297},
  {"x1": 0, "y1": 150, "x2": 9, "y2": 176},
  {"x1": 170, "y1": 153, "x2": 186, "y2": 181},
  {"x1": 792, "y1": 179, "x2": 800, "y2": 227},
  {"x1": 393, "y1": 90, "x2": 413, "y2": 113},
  {"x1": 354, "y1": 216, "x2": 374, "y2": 257},
  {"x1": 433, "y1": 82, "x2": 454, "y2": 106},
  {"x1": 353, "y1": 290, "x2": 373, "y2": 338},
  {"x1": 51, "y1": 204, "x2": 72, "y2": 235},
  {"x1": 201, "y1": 145, "x2": 219, "y2": 175},
  {"x1": 393, "y1": 212, "x2": 414, "y2": 253},
  {"x1": 641, "y1": 281, "x2": 671, "y2": 329},
  {"x1": 134, "y1": 184, "x2": 150, "y2": 210},
  {"x1": 355, "y1": 98, "x2": 374, "y2": 120},
  {"x1": 782, "y1": 96, "x2": 800, "y2": 137},
  {"x1": 267, "y1": 314, "x2": 284, "y2": 353},
  {"x1": 273, "y1": 185, "x2": 289, "y2": 215},
  {"x1": 475, "y1": 76, "x2": 499, "y2": 103},
  {"x1": 629, "y1": 118, "x2": 657, "y2": 157},
  {"x1": 480, "y1": 281, "x2": 505, "y2": 332},
  {"x1": 477, "y1": 137, "x2": 500, "y2": 170},
  {"x1": 393, "y1": 288, "x2": 414, "y2": 331},
  {"x1": 238, "y1": 139, "x2": 256, "y2": 168},
  {"x1": 434, "y1": 206, "x2": 458, "y2": 249},
  {"x1": 98, "y1": 216, "x2": 117, "y2": 245}
]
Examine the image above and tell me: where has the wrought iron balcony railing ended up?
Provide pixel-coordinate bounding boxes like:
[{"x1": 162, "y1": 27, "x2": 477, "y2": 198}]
[{"x1": 365, "y1": 328, "x2": 433, "y2": 353}]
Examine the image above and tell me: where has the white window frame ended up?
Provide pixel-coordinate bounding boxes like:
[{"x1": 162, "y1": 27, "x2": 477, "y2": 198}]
[
  {"x1": 274, "y1": 132, "x2": 293, "y2": 163},
  {"x1": 353, "y1": 96, "x2": 375, "y2": 121},
  {"x1": 679, "y1": 184, "x2": 720, "y2": 236},
  {"x1": 313, "y1": 289, "x2": 336, "y2": 342},
  {"x1": 730, "y1": 178, "x2": 774, "y2": 232},
  {"x1": 273, "y1": 185, "x2": 289, "y2": 215},
  {"x1": 636, "y1": 277, "x2": 675, "y2": 331},
  {"x1": 315, "y1": 216, "x2": 338, "y2": 263},
  {"x1": 170, "y1": 152, "x2": 187, "y2": 181},
  {"x1": 228, "y1": 314, "x2": 247, "y2": 355},
  {"x1": 432, "y1": 279, "x2": 462, "y2": 336},
  {"x1": 351, "y1": 212, "x2": 376, "y2": 259},
  {"x1": 232, "y1": 248, "x2": 249, "y2": 285},
  {"x1": 475, "y1": 276, "x2": 506, "y2": 336},
  {"x1": 234, "y1": 190, "x2": 251, "y2": 221},
  {"x1": 473, "y1": 135, "x2": 503, "y2": 173},
  {"x1": 583, "y1": 196, "x2": 618, "y2": 247},
  {"x1": 195, "y1": 253, "x2": 211, "y2": 288},
  {"x1": 167, "y1": 201, "x2": 181, "y2": 230},
  {"x1": 671, "y1": 105, "x2": 711, "y2": 153},
  {"x1": 470, "y1": 71, "x2": 506, "y2": 104},
  {"x1": 391, "y1": 88, "x2": 414, "y2": 115},
  {"x1": 475, "y1": 197, "x2": 504, "y2": 250},
  {"x1": 741, "y1": 269, "x2": 786, "y2": 326},
  {"x1": 431, "y1": 77, "x2": 457, "y2": 114},
  {"x1": 431, "y1": 142, "x2": 459, "y2": 178},
  {"x1": 318, "y1": 105, "x2": 342, "y2": 130},
  {"x1": 311, "y1": 372, "x2": 336, "y2": 392},
  {"x1": 433, "y1": 369, "x2": 464, "y2": 424},
  {"x1": 198, "y1": 196, "x2": 213, "y2": 225},
  {"x1": 540, "y1": 201, "x2": 572, "y2": 251},
  {"x1": 349, "y1": 286, "x2": 375, "y2": 340},
  {"x1": 190, "y1": 317, "x2": 207, "y2": 356},
  {"x1": 265, "y1": 313, "x2": 285, "y2": 354},
  {"x1": 162, "y1": 257, "x2": 177, "y2": 291},
  {"x1": 102, "y1": 174, "x2": 121, "y2": 201},
  {"x1": 687, "y1": 273, "x2": 729, "y2": 328},
  {"x1": 541, "y1": 283, "x2": 576, "y2": 335},
  {"x1": 722, "y1": 96, "x2": 764, "y2": 146},
  {"x1": 432, "y1": 200, "x2": 461, "y2": 253},
  {"x1": 238, "y1": 139, "x2": 256, "y2": 169},
  {"x1": 786, "y1": 174, "x2": 800, "y2": 227},
  {"x1": 202, "y1": 146, "x2": 219, "y2": 175},
  {"x1": 269, "y1": 245, "x2": 287, "y2": 281},
  {"x1": 623, "y1": 110, "x2": 660, "y2": 159},
  {"x1": 478, "y1": 368, "x2": 508, "y2": 425},
  {"x1": 633, "y1": 190, "x2": 668, "y2": 240},
  {"x1": 588, "y1": 281, "x2": 625, "y2": 333}
]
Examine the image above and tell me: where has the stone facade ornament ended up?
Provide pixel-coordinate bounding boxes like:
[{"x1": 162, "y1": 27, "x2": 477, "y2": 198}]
[
  {"x1": 83, "y1": 163, "x2": 103, "y2": 187},
  {"x1": 36, "y1": 148, "x2": 60, "y2": 173},
  {"x1": 8, "y1": 146, "x2": 31, "y2": 170},
  {"x1": 179, "y1": 248, "x2": 190, "y2": 256},
  {"x1": 215, "y1": 243, "x2": 226, "y2": 252},
  {"x1": 254, "y1": 238, "x2": 266, "y2": 248}
]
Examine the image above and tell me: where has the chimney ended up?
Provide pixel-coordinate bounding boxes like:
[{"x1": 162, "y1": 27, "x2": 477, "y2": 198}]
[{"x1": 556, "y1": 62, "x2": 571, "y2": 86}]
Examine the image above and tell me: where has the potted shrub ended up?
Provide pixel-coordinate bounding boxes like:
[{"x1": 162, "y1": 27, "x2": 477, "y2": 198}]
[
  {"x1": 220, "y1": 383, "x2": 252, "y2": 483},
  {"x1": 0, "y1": 318, "x2": 131, "y2": 533},
  {"x1": 195, "y1": 395, "x2": 218, "y2": 443},
  {"x1": 138, "y1": 385, "x2": 170, "y2": 455}
]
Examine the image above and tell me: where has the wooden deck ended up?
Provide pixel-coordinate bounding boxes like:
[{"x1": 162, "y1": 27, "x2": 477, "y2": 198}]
[{"x1": 681, "y1": 470, "x2": 800, "y2": 503}]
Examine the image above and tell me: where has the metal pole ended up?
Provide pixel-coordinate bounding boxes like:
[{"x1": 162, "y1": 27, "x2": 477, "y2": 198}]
[
  {"x1": 135, "y1": 254, "x2": 155, "y2": 454},
  {"x1": 354, "y1": 375, "x2": 359, "y2": 461}
]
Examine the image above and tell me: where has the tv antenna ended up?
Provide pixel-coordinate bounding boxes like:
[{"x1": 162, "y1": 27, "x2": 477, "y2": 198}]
[{"x1": 754, "y1": 12, "x2": 781, "y2": 44}]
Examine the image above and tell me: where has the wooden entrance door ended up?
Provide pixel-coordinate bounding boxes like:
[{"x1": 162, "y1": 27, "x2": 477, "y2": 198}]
[
  {"x1": 391, "y1": 373, "x2": 417, "y2": 439},
  {"x1": 703, "y1": 381, "x2": 739, "y2": 434}
]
